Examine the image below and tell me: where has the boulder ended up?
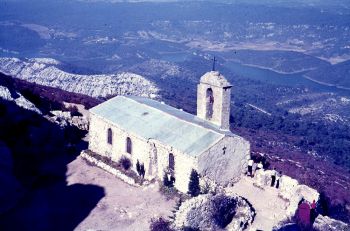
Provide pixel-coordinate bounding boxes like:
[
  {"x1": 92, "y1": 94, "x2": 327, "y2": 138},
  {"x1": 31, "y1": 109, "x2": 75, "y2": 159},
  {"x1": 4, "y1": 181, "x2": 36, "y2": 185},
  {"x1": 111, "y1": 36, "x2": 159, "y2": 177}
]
[
  {"x1": 253, "y1": 169, "x2": 272, "y2": 188},
  {"x1": 174, "y1": 193, "x2": 255, "y2": 231},
  {"x1": 276, "y1": 175, "x2": 319, "y2": 217},
  {"x1": 49, "y1": 110, "x2": 88, "y2": 130},
  {"x1": 313, "y1": 215, "x2": 350, "y2": 231}
]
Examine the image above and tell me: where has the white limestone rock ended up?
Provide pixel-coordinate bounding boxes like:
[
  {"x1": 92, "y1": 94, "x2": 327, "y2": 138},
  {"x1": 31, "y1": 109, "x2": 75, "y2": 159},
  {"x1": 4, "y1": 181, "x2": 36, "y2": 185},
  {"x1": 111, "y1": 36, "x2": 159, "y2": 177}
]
[
  {"x1": 253, "y1": 169, "x2": 273, "y2": 188},
  {"x1": 251, "y1": 169, "x2": 320, "y2": 218},
  {"x1": 313, "y1": 215, "x2": 350, "y2": 231},
  {"x1": 0, "y1": 57, "x2": 160, "y2": 98},
  {"x1": 48, "y1": 110, "x2": 89, "y2": 129},
  {"x1": 0, "y1": 86, "x2": 41, "y2": 114},
  {"x1": 174, "y1": 193, "x2": 255, "y2": 231}
]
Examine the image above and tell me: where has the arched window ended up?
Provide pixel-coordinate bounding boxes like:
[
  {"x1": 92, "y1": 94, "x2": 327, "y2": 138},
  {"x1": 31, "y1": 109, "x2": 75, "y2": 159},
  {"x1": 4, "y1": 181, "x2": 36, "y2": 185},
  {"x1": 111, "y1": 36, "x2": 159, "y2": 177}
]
[
  {"x1": 126, "y1": 137, "x2": 132, "y2": 154},
  {"x1": 206, "y1": 88, "x2": 214, "y2": 119},
  {"x1": 169, "y1": 153, "x2": 175, "y2": 171},
  {"x1": 107, "y1": 128, "x2": 112, "y2": 145}
]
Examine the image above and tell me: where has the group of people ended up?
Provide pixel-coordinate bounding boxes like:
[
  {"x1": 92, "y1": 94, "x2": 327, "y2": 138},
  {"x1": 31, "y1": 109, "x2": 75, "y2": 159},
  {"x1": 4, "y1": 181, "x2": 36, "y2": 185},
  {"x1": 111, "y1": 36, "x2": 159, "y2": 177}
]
[
  {"x1": 247, "y1": 159, "x2": 282, "y2": 189},
  {"x1": 297, "y1": 198, "x2": 317, "y2": 225},
  {"x1": 247, "y1": 159, "x2": 263, "y2": 177}
]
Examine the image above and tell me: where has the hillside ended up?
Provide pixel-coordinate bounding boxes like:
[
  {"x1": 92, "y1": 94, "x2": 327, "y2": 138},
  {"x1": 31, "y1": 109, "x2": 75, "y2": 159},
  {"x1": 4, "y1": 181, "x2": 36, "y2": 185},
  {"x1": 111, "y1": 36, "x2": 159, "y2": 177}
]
[
  {"x1": 222, "y1": 50, "x2": 330, "y2": 74},
  {"x1": 0, "y1": 58, "x2": 159, "y2": 98},
  {"x1": 305, "y1": 60, "x2": 350, "y2": 89},
  {"x1": 1, "y1": 72, "x2": 349, "y2": 224}
]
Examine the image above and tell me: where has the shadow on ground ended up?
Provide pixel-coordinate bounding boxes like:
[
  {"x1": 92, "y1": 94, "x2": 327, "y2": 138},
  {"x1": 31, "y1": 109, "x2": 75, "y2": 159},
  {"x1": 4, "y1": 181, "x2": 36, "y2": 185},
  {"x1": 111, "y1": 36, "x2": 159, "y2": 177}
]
[{"x1": 0, "y1": 98, "x2": 105, "y2": 231}]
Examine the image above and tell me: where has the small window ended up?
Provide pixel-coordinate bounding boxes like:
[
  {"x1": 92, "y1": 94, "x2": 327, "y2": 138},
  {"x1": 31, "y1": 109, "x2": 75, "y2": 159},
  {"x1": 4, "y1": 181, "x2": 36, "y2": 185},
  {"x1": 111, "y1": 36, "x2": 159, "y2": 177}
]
[
  {"x1": 126, "y1": 137, "x2": 132, "y2": 154},
  {"x1": 107, "y1": 128, "x2": 113, "y2": 145},
  {"x1": 169, "y1": 153, "x2": 175, "y2": 171},
  {"x1": 206, "y1": 88, "x2": 214, "y2": 119}
]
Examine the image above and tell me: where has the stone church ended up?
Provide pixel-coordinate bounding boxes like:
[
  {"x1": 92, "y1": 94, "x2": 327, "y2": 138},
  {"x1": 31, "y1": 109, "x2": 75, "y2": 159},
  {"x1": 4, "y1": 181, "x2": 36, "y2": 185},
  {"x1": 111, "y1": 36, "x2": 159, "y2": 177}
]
[{"x1": 88, "y1": 71, "x2": 250, "y2": 193}]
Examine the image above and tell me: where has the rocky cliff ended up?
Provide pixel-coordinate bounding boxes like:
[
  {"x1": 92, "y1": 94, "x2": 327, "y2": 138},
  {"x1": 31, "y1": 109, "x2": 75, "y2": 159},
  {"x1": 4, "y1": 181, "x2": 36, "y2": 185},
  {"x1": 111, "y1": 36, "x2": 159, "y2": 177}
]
[{"x1": 0, "y1": 58, "x2": 159, "y2": 98}]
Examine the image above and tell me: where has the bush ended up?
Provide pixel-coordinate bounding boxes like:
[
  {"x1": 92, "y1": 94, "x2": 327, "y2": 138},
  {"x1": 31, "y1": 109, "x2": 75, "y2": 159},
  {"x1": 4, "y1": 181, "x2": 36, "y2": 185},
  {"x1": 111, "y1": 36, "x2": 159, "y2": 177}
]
[
  {"x1": 150, "y1": 217, "x2": 173, "y2": 231},
  {"x1": 65, "y1": 105, "x2": 82, "y2": 117},
  {"x1": 119, "y1": 156, "x2": 131, "y2": 170},
  {"x1": 188, "y1": 169, "x2": 200, "y2": 197},
  {"x1": 182, "y1": 227, "x2": 200, "y2": 231},
  {"x1": 212, "y1": 194, "x2": 237, "y2": 228}
]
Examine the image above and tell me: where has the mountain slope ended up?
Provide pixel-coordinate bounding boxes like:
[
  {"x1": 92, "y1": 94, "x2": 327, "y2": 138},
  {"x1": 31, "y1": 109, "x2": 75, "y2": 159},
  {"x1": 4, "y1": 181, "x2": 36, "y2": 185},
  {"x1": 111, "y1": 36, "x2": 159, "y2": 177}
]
[
  {"x1": 0, "y1": 58, "x2": 159, "y2": 98},
  {"x1": 304, "y1": 60, "x2": 350, "y2": 89}
]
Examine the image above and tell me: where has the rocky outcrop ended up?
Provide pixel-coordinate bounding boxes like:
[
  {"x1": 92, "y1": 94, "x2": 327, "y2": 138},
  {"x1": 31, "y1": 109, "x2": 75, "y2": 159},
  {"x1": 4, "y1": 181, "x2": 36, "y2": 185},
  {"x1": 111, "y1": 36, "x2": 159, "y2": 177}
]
[
  {"x1": 47, "y1": 110, "x2": 88, "y2": 130},
  {"x1": 174, "y1": 193, "x2": 255, "y2": 231},
  {"x1": 253, "y1": 169, "x2": 319, "y2": 217},
  {"x1": 0, "y1": 85, "x2": 41, "y2": 114},
  {"x1": 313, "y1": 215, "x2": 350, "y2": 231},
  {"x1": 0, "y1": 57, "x2": 159, "y2": 98}
]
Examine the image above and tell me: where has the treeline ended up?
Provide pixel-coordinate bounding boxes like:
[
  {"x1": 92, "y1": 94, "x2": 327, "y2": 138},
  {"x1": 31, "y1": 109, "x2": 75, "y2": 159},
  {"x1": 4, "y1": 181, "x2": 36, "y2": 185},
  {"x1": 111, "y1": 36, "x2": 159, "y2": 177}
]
[{"x1": 232, "y1": 104, "x2": 350, "y2": 170}]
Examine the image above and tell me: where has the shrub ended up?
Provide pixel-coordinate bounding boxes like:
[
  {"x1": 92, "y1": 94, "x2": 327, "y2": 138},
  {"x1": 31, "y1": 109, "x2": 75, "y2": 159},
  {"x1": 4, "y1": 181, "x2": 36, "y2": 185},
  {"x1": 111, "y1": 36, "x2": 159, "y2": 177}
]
[
  {"x1": 150, "y1": 217, "x2": 173, "y2": 231},
  {"x1": 136, "y1": 160, "x2": 141, "y2": 175},
  {"x1": 188, "y1": 169, "x2": 200, "y2": 197},
  {"x1": 65, "y1": 105, "x2": 82, "y2": 117},
  {"x1": 119, "y1": 156, "x2": 131, "y2": 170},
  {"x1": 182, "y1": 227, "x2": 200, "y2": 231},
  {"x1": 212, "y1": 194, "x2": 237, "y2": 228}
]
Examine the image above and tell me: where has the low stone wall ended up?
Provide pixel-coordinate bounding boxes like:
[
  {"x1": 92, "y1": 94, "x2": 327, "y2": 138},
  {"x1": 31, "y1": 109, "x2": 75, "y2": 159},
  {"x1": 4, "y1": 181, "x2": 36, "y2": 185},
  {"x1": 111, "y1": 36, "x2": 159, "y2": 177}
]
[
  {"x1": 80, "y1": 150, "x2": 138, "y2": 186},
  {"x1": 253, "y1": 169, "x2": 319, "y2": 217}
]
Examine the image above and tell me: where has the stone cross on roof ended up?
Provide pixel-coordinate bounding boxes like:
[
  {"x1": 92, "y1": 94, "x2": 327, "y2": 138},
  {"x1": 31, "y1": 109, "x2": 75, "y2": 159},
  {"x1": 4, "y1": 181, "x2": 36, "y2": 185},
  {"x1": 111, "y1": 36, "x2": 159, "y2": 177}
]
[{"x1": 212, "y1": 56, "x2": 217, "y2": 71}]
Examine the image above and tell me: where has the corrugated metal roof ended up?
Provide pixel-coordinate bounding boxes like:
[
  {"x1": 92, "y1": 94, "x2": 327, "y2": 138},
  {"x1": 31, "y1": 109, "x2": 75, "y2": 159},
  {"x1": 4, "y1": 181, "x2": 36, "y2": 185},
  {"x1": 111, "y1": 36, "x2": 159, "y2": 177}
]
[{"x1": 90, "y1": 96, "x2": 226, "y2": 156}]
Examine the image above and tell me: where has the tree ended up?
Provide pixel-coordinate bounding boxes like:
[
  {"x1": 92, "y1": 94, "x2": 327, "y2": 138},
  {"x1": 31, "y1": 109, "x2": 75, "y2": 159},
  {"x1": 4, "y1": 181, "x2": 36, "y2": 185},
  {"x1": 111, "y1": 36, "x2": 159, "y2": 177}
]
[
  {"x1": 149, "y1": 217, "x2": 173, "y2": 231},
  {"x1": 140, "y1": 163, "x2": 145, "y2": 178},
  {"x1": 136, "y1": 160, "x2": 141, "y2": 176},
  {"x1": 212, "y1": 194, "x2": 237, "y2": 228},
  {"x1": 188, "y1": 169, "x2": 200, "y2": 197},
  {"x1": 119, "y1": 156, "x2": 131, "y2": 170}
]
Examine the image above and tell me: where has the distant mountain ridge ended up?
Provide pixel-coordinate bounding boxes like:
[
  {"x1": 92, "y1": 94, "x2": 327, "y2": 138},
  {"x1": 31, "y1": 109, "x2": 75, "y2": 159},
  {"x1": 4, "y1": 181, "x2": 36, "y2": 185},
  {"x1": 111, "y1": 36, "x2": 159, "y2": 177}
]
[{"x1": 0, "y1": 58, "x2": 159, "y2": 98}]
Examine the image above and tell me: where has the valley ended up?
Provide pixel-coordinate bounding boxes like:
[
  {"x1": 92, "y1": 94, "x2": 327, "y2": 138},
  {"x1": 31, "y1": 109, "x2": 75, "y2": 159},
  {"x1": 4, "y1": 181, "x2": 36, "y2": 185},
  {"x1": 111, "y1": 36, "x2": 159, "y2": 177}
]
[{"x1": 0, "y1": 0, "x2": 350, "y2": 227}]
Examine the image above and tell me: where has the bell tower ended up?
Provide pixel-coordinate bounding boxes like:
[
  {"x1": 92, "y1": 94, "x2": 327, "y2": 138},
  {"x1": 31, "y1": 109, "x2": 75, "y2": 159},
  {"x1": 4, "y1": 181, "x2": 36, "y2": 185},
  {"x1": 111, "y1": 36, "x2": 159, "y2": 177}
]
[{"x1": 196, "y1": 70, "x2": 232, "y2": 131}]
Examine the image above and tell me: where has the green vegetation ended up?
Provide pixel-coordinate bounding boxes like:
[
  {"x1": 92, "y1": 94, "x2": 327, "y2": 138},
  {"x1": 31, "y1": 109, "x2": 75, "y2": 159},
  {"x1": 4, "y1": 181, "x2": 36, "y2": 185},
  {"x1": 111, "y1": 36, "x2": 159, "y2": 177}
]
[{"x1": 188, "y1": 169, "x2": 200, "y2": 197}]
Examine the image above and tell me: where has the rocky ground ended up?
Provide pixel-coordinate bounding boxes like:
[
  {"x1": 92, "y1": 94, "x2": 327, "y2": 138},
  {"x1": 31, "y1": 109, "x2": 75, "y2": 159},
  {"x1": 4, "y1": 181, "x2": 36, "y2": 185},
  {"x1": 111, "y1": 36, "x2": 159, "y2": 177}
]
[
  {"x1": 227, "y1": 176, "x2": 290, "y2": 231},
  {"x1": 66, "y1": 157, "x2": 175, "y2": 231}
]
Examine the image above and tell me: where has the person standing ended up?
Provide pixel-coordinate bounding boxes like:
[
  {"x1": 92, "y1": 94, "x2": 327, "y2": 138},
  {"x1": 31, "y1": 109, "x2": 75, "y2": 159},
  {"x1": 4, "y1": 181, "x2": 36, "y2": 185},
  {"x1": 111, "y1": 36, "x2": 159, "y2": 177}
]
[
  {"x1": 256, "y1": 161, "x2": 263, "y2": 170},
  {"x1": 271, "y1": 168, "x2": 277, "y2": 187},
  {"x1": 310, "y1": 200, "x2": 317, "y2": 223},
  {"x1": 248, "y1": 159, "x2": 254, "y2": 177},
  {"x1": 275, "y1": 171, "x2": 282, "y2": 189}
]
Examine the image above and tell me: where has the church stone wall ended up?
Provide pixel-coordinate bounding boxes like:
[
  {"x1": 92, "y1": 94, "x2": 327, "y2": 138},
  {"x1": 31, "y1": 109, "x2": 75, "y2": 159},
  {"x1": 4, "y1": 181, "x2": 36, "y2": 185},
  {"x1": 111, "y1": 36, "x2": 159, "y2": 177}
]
[
  {"x1": 89, "y1": 113, "x2": 197, "y2": 193},
  {"x1": 89, "y1": 113, "x2": 153, "y2": 179},
  {"x1": 197, "y1": 135, "x2": 250, "y2": 185},
  {"x1": 151, "y1": 142, "x2": 197, "y2": 193}
]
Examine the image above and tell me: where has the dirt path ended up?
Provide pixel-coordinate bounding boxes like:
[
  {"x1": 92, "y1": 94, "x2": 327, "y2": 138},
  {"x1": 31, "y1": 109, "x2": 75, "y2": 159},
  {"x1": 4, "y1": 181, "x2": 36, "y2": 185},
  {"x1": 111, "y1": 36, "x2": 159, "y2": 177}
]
[
  {"x1": 66, "y1": 157, "x2": 175, "y2": 231},
  {"x1": 226, "y1": 176, "x2": 289, "y2": 231}
]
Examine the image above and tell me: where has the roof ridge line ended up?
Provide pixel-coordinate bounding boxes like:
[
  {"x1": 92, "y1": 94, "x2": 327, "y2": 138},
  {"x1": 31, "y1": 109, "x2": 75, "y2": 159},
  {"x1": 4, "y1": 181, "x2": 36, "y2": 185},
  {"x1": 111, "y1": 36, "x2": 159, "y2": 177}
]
[{"x1": 124, "y1": 96, "x2": 226, "y2": 137}]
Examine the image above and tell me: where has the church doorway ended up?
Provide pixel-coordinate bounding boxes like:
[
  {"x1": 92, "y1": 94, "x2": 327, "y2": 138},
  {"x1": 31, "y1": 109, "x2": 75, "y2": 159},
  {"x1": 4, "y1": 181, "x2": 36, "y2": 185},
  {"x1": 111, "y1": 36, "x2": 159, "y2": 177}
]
[
  {"x1": 206, "y1": 88, "x2": 214, "y2": 119},
  {"x1": 169, "y1": 153, "x2": 175, "y2": 171}
]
